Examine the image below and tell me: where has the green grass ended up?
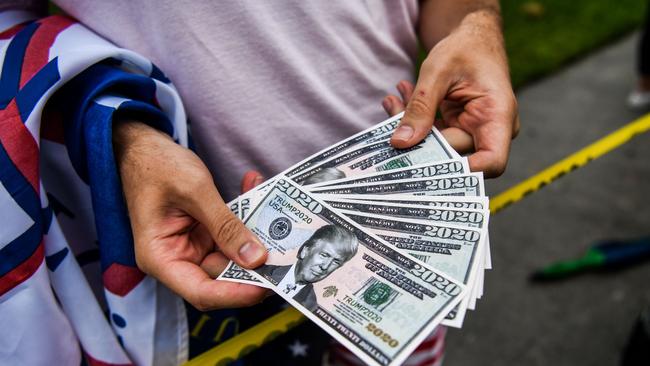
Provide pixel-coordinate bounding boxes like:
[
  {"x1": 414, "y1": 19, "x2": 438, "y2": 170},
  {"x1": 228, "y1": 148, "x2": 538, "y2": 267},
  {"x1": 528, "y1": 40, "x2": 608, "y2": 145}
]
[{"x1": 502, "y1": 0, "x2": 647, "y2": 88}]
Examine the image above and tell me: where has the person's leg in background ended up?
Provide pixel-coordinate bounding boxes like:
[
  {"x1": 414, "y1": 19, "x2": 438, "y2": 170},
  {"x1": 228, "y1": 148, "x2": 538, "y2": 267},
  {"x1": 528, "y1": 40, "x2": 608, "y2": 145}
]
[
  {"x1": 621, "y1": 305, "x2": 650, "y2": 366},
  {"x1": 627, "y1": 1, "x2": 650, "y2": 108}
]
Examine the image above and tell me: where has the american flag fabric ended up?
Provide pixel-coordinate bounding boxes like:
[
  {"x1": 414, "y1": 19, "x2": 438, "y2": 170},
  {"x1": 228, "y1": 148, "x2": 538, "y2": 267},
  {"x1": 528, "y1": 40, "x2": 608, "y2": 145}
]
[{"x1": 0, "y1": 10, "x2": 188, "y2": 366}]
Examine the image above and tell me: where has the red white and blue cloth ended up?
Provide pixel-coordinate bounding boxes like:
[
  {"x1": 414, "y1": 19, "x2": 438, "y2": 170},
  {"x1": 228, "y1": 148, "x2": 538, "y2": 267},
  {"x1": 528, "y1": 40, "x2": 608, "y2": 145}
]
[{"x1": 0, "y1": 10, "x2": 188, "y2": 366}]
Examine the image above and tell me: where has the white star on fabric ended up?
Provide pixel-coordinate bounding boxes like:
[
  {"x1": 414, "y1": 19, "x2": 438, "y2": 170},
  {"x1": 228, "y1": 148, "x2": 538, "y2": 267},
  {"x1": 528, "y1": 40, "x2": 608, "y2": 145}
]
[{"x1": 288, "y1": 339, "x2": 308, "y2": 357}]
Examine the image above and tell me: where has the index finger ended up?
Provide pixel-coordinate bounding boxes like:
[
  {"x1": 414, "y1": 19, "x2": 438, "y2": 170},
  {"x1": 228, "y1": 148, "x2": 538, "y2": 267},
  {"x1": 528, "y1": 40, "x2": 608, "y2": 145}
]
[{"x1": 390, "y1": 60, "x2": 450, "y2": 149}]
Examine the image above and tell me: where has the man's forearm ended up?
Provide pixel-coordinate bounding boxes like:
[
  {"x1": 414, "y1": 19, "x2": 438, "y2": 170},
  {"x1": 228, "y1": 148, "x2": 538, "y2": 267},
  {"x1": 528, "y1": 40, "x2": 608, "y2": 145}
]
[{"x1": 418, "y1": 0, "x2": 502, "y2": 51}]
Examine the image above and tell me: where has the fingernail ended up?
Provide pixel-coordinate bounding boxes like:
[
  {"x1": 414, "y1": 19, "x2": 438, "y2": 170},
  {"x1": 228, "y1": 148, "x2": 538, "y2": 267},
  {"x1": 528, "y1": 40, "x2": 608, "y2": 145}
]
[
  {"x1": 382, "y1": 99, "x2": 392, "y2": 111},
  {"x1": 253, "y1": 175, "x2": 264, "y2": 186},
  {"x1": 239, "y1": 241, "x2": 266, "y2": 265},
  {"x1": 393, "y1": 125, "x2": 414, "y2": 141}
]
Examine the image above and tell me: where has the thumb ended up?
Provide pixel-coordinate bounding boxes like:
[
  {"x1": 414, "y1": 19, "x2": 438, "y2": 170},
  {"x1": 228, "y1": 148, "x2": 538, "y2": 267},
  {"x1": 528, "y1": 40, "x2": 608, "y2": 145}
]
[
  {"x1": 391, "y1": 63, "x2": 449, "y2": 149},
  {"x1": 185, "y1": 186, "x2": 267, "y2": 269}
]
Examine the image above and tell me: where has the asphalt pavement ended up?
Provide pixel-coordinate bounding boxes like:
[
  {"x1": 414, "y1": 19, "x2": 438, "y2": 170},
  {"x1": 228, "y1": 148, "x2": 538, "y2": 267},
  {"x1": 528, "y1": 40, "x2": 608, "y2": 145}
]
[{"x1": 445, "y1": 32, "x2": 650, "y2": 366}]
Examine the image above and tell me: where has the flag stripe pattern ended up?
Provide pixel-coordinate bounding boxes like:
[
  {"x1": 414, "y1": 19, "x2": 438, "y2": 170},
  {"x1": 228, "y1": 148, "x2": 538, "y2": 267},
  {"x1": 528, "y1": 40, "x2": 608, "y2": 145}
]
[{"x1": 0, "y1": 11, "x2": 188, "y2": 366}]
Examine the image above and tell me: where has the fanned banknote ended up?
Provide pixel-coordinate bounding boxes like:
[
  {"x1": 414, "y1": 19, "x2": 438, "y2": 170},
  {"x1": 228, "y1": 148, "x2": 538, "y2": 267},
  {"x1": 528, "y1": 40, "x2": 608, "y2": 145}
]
[
  {"x1": 283, "y1": 113, "x2": 404, "y2": 177},
  {"x1": 325, "y1": 194, "x2": 489, "y2": 211},
  {"x1": 291, "y1": 130, "x2": 459, "y2": 186},
  {"x1": 323, "y1": 198, "x2": 488, "y2": 229},
  {"x1": 307, "y1": 158, "x2": 470, "y2": 189},
  {"x1": 322, "y1": 195, "x2": 492, "y2": 269},
  {"x1": 310, "y1": 173, "x2": 485, "y2": 197},
  {"x1": 333, "y1": 210, "x2": 488, "y2": 328},
  {"x1": 319, "y1": 196, "x2": 493, "y2": 299}
]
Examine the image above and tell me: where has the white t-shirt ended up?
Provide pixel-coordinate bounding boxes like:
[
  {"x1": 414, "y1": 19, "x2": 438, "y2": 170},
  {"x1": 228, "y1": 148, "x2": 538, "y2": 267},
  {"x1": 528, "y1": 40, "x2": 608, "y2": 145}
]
[{"x1": 53, "y1": 0, "x2": 420, "y2": 199}]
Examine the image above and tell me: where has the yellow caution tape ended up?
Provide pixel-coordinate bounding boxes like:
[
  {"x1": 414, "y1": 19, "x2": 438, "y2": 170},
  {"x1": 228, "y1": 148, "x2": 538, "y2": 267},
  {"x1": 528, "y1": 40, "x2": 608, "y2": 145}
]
[
  {"x1": 490, "y1": 113, "x2": 650, "y2": 213},
  {"x1": 185, "y1": 113, "x2": 650, "y2": 365}
]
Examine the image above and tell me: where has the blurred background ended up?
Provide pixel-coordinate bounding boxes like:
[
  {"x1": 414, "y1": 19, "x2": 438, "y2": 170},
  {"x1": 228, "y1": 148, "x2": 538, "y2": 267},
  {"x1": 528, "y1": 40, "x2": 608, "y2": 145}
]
[{"x1": 445, "y1": 1, "x2": 650, "y2": 365}]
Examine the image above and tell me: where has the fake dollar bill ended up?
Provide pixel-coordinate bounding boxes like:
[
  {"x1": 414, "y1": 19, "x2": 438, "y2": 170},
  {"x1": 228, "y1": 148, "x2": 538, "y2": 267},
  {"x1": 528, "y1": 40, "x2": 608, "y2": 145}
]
[
  {"x1": 307, "y1": 158, "x2": 469, "y2": 189},
  {"x1": 283, "y1": 113, "x2": 404, "y2": 177},
  {"x1": 311, "y1": 173, "x2": 485, "y2": 197},
  {"x1": 291, "y1": 129, "x2": 459, "y2": 186},
  {"x1": 335, "y1": 206, "x2": 489, "y2": 298},
  {"x1": 323, "y1": 198, "x2": 488, "y2": 229},
  {"x1": 327, "y1": 194, "x2": 489, "y2": 211},
  {"x1": 229, "y1": 178, "x2": 466, "y2": 366},
  {"x1": 338, "y1": 211, "x2": 485, "y2": 288},
  {"x1": 322, "y1": 196, "x2": 492, "y2": 270},
  {"x1": 324, "y1": 198, "x2": 492, "y2": 281},
  {"x1": 337, "y1": 211, "x2": 486, "y2": 328}
]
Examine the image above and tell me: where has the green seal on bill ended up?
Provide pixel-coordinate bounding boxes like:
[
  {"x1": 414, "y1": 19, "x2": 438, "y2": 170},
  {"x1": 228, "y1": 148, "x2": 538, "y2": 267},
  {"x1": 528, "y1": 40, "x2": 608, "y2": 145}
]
[{"x1": 363, "y1": 282, "x2": 393, "y2": 307}]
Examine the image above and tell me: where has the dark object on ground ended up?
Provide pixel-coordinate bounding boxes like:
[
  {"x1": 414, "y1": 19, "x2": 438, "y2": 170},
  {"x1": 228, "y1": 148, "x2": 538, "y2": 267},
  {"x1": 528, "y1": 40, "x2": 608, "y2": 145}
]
[
  {"x1": 621, "y1": 305, "x2": 650, "y2": 366},
  {"x1": 530, "y1": 237, "x2": 650, "y2": 282}
]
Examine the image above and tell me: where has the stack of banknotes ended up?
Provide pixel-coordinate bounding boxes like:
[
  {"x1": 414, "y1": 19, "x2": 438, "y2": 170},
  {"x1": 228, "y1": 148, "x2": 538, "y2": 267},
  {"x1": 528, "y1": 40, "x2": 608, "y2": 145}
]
[{"x1": 216, "y1": 112, "x2": 490, "y2": 366}]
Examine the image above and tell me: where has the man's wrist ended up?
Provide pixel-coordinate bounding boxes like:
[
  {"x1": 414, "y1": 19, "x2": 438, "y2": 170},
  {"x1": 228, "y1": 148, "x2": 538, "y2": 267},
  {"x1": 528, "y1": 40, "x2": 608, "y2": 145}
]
[
  {"x1": 418, "y1": 0, "x2": 502, "y2": 49},
  {"x1": 457, "y1": 9, "x2": 503, "y2": 42},
  {"x1": 113, "y1": 120, "x2": 172, "y2": 170},
  {"x1": 452, "y1": 8, "x2": 508, "y2": 69}
]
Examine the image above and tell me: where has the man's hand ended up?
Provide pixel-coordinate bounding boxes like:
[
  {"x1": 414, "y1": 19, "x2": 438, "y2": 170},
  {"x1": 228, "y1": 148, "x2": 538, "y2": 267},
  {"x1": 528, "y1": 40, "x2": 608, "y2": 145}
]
[
  {"x1": 113, "y1": 121, "x2": 268, "y2": 311},
  {"x1": 388, "y1": 5, "x2": 519, "y2": 177}
]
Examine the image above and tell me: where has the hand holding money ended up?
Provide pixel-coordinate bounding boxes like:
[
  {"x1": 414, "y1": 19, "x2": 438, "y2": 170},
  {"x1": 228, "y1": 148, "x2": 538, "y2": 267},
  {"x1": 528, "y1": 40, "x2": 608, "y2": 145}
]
[
  {"x1": 113, "y1": 120, "x2": 268, "y2": 310},
  {"x1": 389, "y1": 8, "x2": 519, "y2": 177},
  {"x1": 217, "y1": 112, "x2": 493, "y2": 365}
]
